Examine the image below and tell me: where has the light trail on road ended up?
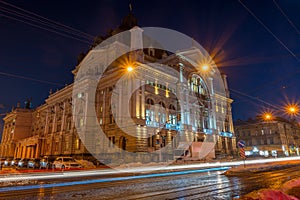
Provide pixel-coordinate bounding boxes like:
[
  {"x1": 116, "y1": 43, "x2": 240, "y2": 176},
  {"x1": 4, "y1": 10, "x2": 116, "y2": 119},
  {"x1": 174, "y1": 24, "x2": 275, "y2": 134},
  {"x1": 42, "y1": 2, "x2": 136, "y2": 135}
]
[
  {"x1": 1, "y1": 164, "x2": 300, "y2": 199},
  {"x1": 0, "y1": 156, "x2": 299, "y2": 183},
  {"x1": 0, "y1": 167, "x2": 229, "y2": 192}
]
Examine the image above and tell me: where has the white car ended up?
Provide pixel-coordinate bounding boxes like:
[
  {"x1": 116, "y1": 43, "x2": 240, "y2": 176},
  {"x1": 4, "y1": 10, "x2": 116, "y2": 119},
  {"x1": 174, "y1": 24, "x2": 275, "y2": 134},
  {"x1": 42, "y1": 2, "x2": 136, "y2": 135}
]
[{"x1": 52, "y1": 157, "x2": 81, "y2": 169}]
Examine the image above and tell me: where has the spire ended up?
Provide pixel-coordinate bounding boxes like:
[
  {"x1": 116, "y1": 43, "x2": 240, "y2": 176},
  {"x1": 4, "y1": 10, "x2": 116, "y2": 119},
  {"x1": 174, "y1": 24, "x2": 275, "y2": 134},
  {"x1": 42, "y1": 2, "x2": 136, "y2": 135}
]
[
  {"x1": 120, "y1": 3, "x2": 137, "y2": 29},
  {"x1": 129, "y1": 3, "x2": 132, "y2": 12}
]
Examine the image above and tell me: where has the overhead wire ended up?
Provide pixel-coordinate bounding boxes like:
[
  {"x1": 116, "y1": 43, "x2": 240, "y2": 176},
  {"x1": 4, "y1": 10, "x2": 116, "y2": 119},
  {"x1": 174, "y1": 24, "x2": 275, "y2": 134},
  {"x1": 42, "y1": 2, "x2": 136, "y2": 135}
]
[
  {"x1": 230, "y1": 88, "x2": 281, "y2": 110},
  {"x1": 237, "y1": 0, "x2": 300, "y2": 112},
  {"x1": 0, "y1": 6, "x2": 92, "y2": 43},
  {"x1": 0, "y1": 1, "x2": 94, "y2": 89},
  {"x1": 238, "y1": 0, "x2": 300, "y2": 63},
  {"x1": 0, "y1": 71, "x2": 64, "y2": 86},
  {"x1": 273, "y1": 0, "x2": 300, "y2": 34},
  {"x1": 0, "y1": 0, "x2": 95, "y2": 40},
  {"x1": 0, "y1": 13, "x2": 92, "y2": 45}
]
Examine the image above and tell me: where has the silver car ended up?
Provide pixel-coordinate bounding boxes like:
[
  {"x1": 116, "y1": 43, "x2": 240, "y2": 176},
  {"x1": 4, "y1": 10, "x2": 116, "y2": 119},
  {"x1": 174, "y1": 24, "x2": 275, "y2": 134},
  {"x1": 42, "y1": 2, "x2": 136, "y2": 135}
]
[{"x1": 52, "y1": 157, "x2": 81, "y2": 169}]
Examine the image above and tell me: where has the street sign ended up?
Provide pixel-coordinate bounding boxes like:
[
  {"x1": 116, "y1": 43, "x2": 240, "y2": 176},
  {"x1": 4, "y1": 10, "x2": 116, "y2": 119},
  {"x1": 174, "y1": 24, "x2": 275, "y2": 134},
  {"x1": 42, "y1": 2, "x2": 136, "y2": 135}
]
[{"x1": 238, "y1": 140, "x2": 246, "y2": 148}]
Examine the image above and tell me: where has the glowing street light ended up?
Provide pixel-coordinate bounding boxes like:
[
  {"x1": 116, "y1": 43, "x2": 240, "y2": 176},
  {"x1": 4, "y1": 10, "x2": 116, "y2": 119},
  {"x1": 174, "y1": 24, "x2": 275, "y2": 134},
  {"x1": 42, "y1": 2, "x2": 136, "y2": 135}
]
[
  {"x1": 263, "y1": 112, "x2": 273, "y2": 121},
  {"x1": 288, "y1": 106, "x2": 297, "y2": 115},
  {"x1": 202, "y1": 65, "x2": 209, "y2": 71},
  {"x1": 285, "y1": 104, "x2": 298, "y2": 116},
  {"x1": 127, "y1": 65, "x2": 133, "y2": 72}
]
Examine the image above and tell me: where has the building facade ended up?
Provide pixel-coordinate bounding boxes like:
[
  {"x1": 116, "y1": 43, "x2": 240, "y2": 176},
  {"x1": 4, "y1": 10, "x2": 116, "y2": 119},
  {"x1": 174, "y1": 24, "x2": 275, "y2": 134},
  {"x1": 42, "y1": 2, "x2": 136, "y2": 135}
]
[
  {"x1": 234, "y1": 117, "x2": 300, "y2": 157},
  {"x1": 0, "y1": 13, "x2": 236, "y2": 163}
]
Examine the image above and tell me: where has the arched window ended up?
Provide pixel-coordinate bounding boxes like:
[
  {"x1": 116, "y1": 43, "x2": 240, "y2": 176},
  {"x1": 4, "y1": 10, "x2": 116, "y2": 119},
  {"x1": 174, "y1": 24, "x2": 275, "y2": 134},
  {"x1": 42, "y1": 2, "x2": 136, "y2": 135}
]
[
  {"x1": 146, "y1": 98, "x2": 154, "y2": 105},
  {"x1": 189, "y1": 74, "x2": 208, "y2": 96},
  {"x1": 169, "y1": 104, "x2": 176, "y2": 110},
  {"x1": 159, "y1": 101, "x2": 166, "y2": 108}
]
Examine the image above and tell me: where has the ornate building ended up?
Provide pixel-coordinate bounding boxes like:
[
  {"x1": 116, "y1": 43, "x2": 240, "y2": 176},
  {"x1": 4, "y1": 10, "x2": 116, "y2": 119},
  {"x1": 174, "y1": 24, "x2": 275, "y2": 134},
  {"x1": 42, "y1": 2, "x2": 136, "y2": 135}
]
[{"x1": 0, "y1": 12, "x2": 236, "y2": 163}]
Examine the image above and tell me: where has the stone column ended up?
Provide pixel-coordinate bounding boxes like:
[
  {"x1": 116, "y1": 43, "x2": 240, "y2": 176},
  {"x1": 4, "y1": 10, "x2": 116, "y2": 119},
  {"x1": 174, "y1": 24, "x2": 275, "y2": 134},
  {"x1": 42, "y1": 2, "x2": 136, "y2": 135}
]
[
  {"x1": 130, "y1": 26, "x2": 144, "y2": 62},
  {"x1": 141, "y1": 80, "x2": 145, "y2": 119},
  {"x1": 136, "y1": 80, "x2": 140, "y2": 118}
]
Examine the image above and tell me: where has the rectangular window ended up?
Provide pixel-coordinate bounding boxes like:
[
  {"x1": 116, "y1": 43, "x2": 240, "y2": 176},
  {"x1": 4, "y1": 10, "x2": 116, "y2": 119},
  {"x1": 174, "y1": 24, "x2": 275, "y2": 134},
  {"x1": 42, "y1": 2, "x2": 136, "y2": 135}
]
[
  {"x1": 155, "y1": 85, "x2": 159, "y2": 95},
  {"x1": 48, "y1": 126, "x2": 52, "y2": 133},
  {"x1": 109, "y1": 114, "x2": 114, "y2": 124},
  {"x1": 146, "y1": 110, "x2": 155, "y2": 125},
  {"x1": 65, "y1": 140, "x2": 69, "y2": 151},
  {"x1": 80, "y1": 118, "x2": 84, "y2": 127},
  {"x1": 75, "y1": 138, "x2": 80, "y2": 150},
  {"x1": 57, "y1": 124, "x2": 61, "y2": 132},
  {"x1": 168, "y1": 114, "x2": 176, "y2": 125},
  {"x1": 55, "y1": 142, "x2": 59, "y2": 151},
  {"x1": 108, "y1": 136, "x2": 116, "y2": 147},
  {"x1": 108, "y1": 137, "x2": 111, "y2": 147}
]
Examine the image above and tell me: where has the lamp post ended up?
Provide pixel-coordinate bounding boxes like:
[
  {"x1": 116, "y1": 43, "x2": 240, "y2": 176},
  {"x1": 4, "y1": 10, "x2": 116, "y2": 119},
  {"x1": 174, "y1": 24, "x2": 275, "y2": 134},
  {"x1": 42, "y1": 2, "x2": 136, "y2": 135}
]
[
  {"x1": 262, "y1": 112, "x2": 275, "y2": 157},
  {"x1": 285, "y1": 104, "x2": 299, "y2": 156}
]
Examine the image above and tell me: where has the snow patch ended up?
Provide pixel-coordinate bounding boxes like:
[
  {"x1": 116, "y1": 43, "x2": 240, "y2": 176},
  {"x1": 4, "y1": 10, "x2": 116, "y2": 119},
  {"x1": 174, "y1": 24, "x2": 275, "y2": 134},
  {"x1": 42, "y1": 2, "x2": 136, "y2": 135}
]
[
  {"x1": 282, "y1": 179, "x2": 300, "y2": 193},
  {"x1": 241, "y1": 189, "x2": 298, "y2": 200},
  {"x1": 225, "y1": 161, "x2": 300, "y2": 176}
]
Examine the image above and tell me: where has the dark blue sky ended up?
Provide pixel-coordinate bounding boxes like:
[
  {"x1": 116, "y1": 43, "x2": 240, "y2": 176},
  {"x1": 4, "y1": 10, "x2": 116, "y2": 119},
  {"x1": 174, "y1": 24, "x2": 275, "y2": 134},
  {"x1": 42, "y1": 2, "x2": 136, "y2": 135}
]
[{"x1": 0, "y1": 0, "x2": 299, "y2": 122}]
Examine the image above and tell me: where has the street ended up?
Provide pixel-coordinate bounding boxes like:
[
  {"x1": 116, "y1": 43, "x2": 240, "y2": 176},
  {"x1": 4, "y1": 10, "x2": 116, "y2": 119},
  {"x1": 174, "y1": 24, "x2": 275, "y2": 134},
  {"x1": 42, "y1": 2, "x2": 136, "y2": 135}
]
[{"x1": 0, "y1": 164, "x2": 300, "y2": 200}]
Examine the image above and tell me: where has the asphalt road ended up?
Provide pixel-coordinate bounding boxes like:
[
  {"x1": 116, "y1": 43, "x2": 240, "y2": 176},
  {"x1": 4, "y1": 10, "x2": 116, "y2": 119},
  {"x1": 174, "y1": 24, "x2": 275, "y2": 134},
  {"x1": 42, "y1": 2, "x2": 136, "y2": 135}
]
[{"x1": 0, "y1": 165, "x2": 300, "y2": 200}]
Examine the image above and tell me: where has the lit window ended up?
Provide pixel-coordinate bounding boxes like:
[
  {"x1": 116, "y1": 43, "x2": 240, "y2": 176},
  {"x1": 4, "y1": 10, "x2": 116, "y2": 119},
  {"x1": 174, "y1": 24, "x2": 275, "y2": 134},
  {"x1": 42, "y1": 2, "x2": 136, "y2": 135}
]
[
  {"x1": 80, "y1": 118, "x2": 84, "y2": 127},
  {"x1": 155, "y1": 84, "x2": 159, "y2": 95},
  {"x1": 75, "y1": 138, "x2": 80, "y2": 150},
  {"x1": 146, "y1": 109, "x2": 155, "y2": 125}
]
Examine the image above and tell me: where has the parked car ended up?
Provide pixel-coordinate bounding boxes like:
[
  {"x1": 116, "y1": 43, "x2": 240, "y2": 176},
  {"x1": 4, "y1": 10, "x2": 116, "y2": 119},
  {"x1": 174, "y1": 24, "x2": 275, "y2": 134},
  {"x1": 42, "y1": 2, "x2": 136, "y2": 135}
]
[
  {"x1": 4, "y1": 158, "x2": 13, "y2": 166},
  {"x1": 53, "y1": 157, "x2": 81, "y2": 169},
  {"x1": 17, "y1": 158, "x2": 30, "y2": 168},
  {"x1": 40, "y1": 157, "x2": 56, "y2": 169},
  {"x1": 11, "y1": 158, "x2": 21, "y2": 167},
  {"x1": 28, "y1": 158, "x2": 41, "y2": 169}
]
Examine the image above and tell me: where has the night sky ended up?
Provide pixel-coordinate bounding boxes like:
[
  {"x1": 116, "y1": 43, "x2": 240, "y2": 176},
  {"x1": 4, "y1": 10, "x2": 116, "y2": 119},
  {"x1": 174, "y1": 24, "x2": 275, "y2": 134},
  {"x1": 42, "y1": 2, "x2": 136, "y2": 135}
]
[{"x1": 0, "y1": 0, "x2": 299, "y2": 125}]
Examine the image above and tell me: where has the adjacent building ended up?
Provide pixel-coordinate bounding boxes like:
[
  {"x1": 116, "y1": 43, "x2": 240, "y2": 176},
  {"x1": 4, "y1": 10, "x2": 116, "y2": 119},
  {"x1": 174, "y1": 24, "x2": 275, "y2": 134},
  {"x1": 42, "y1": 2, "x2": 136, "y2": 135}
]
[
  {"x1": 0, "y1": 12, "x2": 236, "y2": 163},
  {"x1": 234, "y1": 117, "x2": 300, "y2": 157}
]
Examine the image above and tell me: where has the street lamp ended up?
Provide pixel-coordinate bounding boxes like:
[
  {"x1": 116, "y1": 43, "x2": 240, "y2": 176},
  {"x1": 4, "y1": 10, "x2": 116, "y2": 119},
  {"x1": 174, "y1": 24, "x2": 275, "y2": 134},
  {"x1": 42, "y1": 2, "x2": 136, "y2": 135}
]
[
  {"x1": 284, "y1": 104, "x2": 299, "y2": 156},
  {"x1": 262, "y1": 112, "x2": 273, "y2": 121},
  {"x1": 202, "y1": 65, "x2": 209, "y2": 71},
  {"x1": 127, "y1": 65, "x2": 133, "y2": 72},
  {"x1": 286, "y1": 104, "x2": 298, "y2": 117}
]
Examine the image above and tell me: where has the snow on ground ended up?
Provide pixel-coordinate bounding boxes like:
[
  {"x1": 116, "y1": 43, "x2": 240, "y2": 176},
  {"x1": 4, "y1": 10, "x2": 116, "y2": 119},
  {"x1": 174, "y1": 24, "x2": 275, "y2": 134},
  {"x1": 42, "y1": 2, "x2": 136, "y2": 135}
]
[
  {"x1": 240, "y1": 189, "x2": 298, "y2": 200},
  {"x1": 225, "y1": 160, "x2": 300, "y2": 176},
  {"x1": 226, "y1": 160, "x2": 300, "y2": 200},
  {"x1": 281, "y1": 179, "x2": 300, "y2": 199},
  {"x1": 282, "y1": 179, "x2": 300, "y2": 193}
]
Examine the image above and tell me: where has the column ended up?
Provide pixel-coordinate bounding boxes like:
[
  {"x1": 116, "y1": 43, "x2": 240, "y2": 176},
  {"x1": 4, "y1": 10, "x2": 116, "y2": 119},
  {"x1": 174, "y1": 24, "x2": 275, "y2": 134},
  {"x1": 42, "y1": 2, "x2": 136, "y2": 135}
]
[
  {"x1": 141, "y1": 80, "x2": 145, "y2": 119},
  {"x1": 136, "y1": 80, "x2": 140, "y2": 118}
]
